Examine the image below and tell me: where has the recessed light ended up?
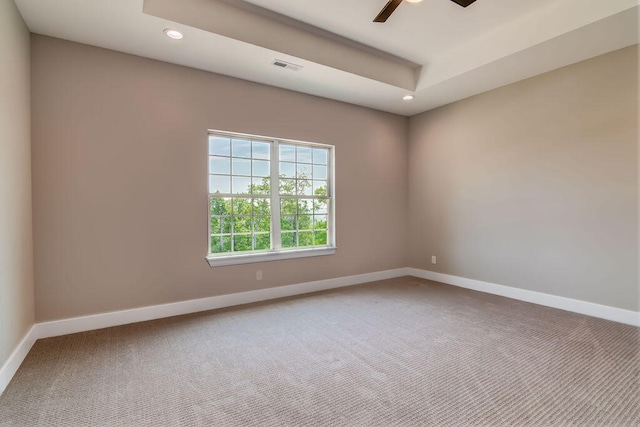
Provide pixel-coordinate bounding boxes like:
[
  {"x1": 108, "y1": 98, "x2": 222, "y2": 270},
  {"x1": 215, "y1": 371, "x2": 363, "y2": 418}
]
[
  {"x1": 405, "y1": 0, "x2": 424, "y2": 3},
  {"x1": 403, "y1": 95, "x2": 415, "y2": 101},
  {"x1": 163, "y1": 28, "x2": 183, "y2": 40}
]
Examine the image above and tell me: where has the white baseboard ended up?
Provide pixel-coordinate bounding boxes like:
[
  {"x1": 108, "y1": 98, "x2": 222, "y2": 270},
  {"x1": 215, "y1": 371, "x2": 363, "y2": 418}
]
[
  {"x1": 3, "y1": 266, "x2": 638, "y2": 396},
  {"x1": 1, "y1": 268, "x2": 406, "y2": 396},
  {"x1": 37, "y1": 268, "x2": 409, "y2": 339},
  {"x1": 407, "y1": 268, "x2": 640, "y2": 327},
  {"x1": 0, "y1": 325, "x2": 38, "y2": 396}
]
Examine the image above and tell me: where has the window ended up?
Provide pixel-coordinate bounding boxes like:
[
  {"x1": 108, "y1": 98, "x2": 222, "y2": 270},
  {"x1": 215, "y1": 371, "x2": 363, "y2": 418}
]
[{"x1": 206, "y1": 130, "x2": 335, "y2": 267}]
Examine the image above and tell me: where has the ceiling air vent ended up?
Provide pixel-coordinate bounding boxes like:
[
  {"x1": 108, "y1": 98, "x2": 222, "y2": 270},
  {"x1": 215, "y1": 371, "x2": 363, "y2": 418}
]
[{"x1": 272, "y1": 60, "x2": 303, "y2": 72}]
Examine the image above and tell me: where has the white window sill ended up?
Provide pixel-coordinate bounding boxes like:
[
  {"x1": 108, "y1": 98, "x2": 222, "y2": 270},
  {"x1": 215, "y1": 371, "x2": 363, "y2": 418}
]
[{"x1": 206, "y1": 246, "x2": 336, "y2": 267}]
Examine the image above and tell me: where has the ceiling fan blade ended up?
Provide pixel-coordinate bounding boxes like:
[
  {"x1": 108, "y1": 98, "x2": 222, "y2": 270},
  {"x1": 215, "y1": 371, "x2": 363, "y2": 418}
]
[
  {"x1": 374, "y1": 0, "x2": 403, "y2": 23},
  {"x1": 450, "y1": 0, "x2": 477, "y2": 6}
]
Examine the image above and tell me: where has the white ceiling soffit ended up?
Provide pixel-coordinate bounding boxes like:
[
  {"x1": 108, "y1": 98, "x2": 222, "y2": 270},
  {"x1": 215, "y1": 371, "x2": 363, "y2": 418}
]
[
  {"x1": 418, "y1": 0, "x2": 639, "y2": 89},
  {"x1": 15, "y1": 0, "x2": 640, "y2": 116},
  {"x1": 417, "y1": 7, "x2": 640, "y2": 112},
  {"x1": 143, "y1": 0, "x2": 420, "y2": 91}
]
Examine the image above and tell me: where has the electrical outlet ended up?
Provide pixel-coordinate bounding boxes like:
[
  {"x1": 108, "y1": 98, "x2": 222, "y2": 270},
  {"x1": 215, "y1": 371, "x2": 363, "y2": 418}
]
[
  {"x1": 256, "y1": 270, "x2": 263, "y2": 281},
  {"x1": 431, "y1": 256, "x2": 437, "y2": 265}
]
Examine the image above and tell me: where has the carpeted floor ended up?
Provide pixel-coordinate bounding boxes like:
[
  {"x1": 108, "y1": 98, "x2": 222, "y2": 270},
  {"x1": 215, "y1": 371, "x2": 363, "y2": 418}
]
[{"x1": 0, "y1": 277, "x2": 638, "y2": 426}]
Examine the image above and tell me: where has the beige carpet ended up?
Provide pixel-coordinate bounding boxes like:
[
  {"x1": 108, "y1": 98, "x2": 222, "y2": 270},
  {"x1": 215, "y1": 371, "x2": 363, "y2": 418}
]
[{"x1": 0, "y1": 277, "x2": 638, "y2": 426}]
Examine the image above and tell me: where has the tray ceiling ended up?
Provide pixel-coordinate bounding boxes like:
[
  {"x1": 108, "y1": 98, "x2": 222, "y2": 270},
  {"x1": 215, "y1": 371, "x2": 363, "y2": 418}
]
[{"x1": 15, "y1": 0, "x2": 639, "y2": 116}]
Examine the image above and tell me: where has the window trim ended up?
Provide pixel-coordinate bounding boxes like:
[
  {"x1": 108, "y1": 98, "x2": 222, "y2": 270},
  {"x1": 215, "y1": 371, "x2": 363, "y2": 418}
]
[
  {"x1": 205, "y1": 130, "x2": 336, "y2": 267},
  {"x1": 206, "y1": 246, "x2": 337, "y2": 267}
]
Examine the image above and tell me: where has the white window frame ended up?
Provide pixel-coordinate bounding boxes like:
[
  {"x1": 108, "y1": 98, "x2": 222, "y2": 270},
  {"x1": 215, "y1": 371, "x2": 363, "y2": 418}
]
[{"x1": 206, "y1": 130, "x2": 336, "y2": 267}]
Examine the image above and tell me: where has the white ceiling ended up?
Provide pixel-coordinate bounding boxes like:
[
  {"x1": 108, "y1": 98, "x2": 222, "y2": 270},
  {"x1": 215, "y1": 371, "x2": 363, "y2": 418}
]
[{"x1": 14, "y1": 0, "x2": 640, "y2": 116}]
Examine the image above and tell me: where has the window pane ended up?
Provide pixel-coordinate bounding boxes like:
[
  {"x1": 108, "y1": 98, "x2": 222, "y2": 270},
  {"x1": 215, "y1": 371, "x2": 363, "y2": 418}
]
[
  {"x1": 298, "y1": 215, "x2": 312, "y2": 231},
  {"x1": 299, "y1": 180, "x2": 312, "y2": 196},
  {"x1": 281, "y1": 232, "x2": 296, "y2": 248},
  {"x1": 209, "y1": 156, "x2": 230, "y2": 174},
  {"x1": 254, "y1": 216, "x2": 271, "y2": 233},
  {"x1": 279, "y1": 161, "x2": 295, "y2": 178},
  {"x1": 297, "y1": 146, "x2": 312, "y2": 163},
  {"x1": 211, "y1": 235, "x2": 232, "y2": 253},
  {"x1": 255, "y1": 233, "x2": 270, "y2": 250},
  {"x1": 252, "y1": 141, "x2": 270, "y2": 160},
  {"x1": 296, "y1": 163, "x2": 311, "y2": 179},
  {"x1": 314, "y1": 215, "x2": 327, "y2": 230},
  {"x1": 232, "y1": 176, "x2": 252, "y2": 194},
  {"x1": 232, "y1": 158, "x2": 251, "y2": 176},
  {"x1": 232, "y1": 139, "x2": 251, "y2": 158},
  {"x1": 253, "y1": 160, "x2": 270, "y2": 177},
  {"x1": 233, "y1": 235, "x2": 252, "y2": 252},
  {"x1": 298, "y1": 199, "x2": 313, "y2": 215},
  {"x1": 279, "y1": 144, "x2": 295, "y2": 162},
  {"x1": 314, "y1": 231, "x2": 327, "y2": 245},
  {"x1": 222, "y1": 217, "x2": 233, "y2": 234},
  {"x1": 313, "y1": 148, "x2": 327, "y2": 165},
  {"x1": 252, "y1": 177, "x2": 270, "y2": 194},
  {"x1": 281, "y1": 215, "x2": 296, "y2": 231},
  {"x1": 280, "y1": 178, "x2": 296, "y2": 195},
  {"x1": 253, "y1": 198, "x2": 271, "y2": 216},
  {"x1": 313, "y1": 180, "x2": 327, "y2": 196},
  {"x1": 313, "y1": 165, "x2": 327, "y2": 180},
  {"x1": 233, "y1": 198, "x2": 252, "y2": 215},
  {"x1": 211, "y1": 216, "x2": 232, "y2": 234},
  {"x1": 313, "y1": 199, "x2": 328, "y2": 214},
  {"x1": 234, "y1": 216, "x2": 252, "y2": 233},
  {"x1": 298, "y1": 231, "x2": 314, "y2": 247},
  {"x1": 281, "y1": 199, "x2": 297, "y2": 215},
  {"x1": 210, "y1": 216, "x2": 220, "y2": 232},
  {"x1": 210, "y1": 197, "x2": 232, "y2": 215},
  {"x1": 209, "y1": 175, "x2": 230, "y2": 194},
  {"x1": 209, "y1": 137, "x2": 230, "y2": 156}
]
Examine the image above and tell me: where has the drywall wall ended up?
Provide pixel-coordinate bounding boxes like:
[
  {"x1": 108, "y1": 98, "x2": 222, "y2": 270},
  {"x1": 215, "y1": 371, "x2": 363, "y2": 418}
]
[
  {"x1": 408, "y1": 46, "x2": 638, "y2": 311},
  {"x1": 31, "y1": 35, "x2": 409, "y2": 321},
  {"x1": 0, "y1": 0, "x2": 34, "y2": 367}
]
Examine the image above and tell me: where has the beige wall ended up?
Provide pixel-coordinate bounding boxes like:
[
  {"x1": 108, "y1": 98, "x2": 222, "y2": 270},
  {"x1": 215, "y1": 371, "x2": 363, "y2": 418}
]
[
  {"x1": 0, "y1": 1, "x2": 34, "y2": 367},
  {"x1": 408, "y1": 46, "x2": 639, "y2": 311},
  {"x1": 31, "y1": 36, "x2": 409, "y2": 321},
  {"x1": 29, "y1": 35, "x2": 638, "y2": 322}
]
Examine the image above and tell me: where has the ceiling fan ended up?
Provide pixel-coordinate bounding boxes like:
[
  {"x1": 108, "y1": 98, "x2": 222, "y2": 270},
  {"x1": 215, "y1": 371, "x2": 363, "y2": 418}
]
[{"x1": 374, "y1": 0, "x2": 477, "y2": 23}]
